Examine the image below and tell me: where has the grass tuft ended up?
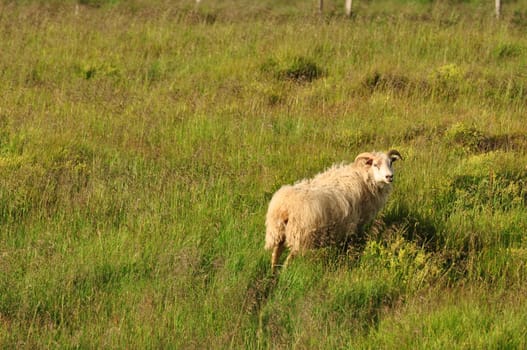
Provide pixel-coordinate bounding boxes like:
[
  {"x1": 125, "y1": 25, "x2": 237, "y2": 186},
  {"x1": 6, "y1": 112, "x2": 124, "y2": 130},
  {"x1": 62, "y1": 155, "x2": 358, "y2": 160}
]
[{"x1": 1, "y1": 0, "x2": 527, "y2": 348}]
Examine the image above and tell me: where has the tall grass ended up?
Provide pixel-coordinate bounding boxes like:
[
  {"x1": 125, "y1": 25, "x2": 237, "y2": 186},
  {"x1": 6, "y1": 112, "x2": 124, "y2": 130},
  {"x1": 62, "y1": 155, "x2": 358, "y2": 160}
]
[{"x1": 1, "y1": 0, "x2": 527, "y2": 348}]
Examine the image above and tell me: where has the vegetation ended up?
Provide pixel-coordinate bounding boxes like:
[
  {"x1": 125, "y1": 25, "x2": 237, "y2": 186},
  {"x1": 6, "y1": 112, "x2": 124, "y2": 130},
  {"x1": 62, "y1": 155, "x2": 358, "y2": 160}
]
[{"x1": 1, "y1": 0, "x2": 527, "y2": 348}]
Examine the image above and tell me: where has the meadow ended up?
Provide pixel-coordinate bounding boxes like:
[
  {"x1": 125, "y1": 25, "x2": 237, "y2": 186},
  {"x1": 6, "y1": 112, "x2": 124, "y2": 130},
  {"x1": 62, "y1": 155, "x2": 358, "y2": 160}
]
[{"x1": 1, "y1": 0, "x2": 527, "y2": 348}]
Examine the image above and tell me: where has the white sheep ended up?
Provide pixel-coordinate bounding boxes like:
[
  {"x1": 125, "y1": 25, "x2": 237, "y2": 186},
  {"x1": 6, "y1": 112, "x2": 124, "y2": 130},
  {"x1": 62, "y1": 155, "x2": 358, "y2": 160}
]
[{"x1": 264, "y1": 149, "x2": 402, "y2": 271}]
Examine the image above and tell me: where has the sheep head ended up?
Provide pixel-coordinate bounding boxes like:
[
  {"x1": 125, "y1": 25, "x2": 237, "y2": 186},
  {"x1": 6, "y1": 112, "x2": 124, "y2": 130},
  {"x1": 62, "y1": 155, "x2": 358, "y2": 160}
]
[{"x1": 354, "y1": 149, "x2": 402, "y2": 185}]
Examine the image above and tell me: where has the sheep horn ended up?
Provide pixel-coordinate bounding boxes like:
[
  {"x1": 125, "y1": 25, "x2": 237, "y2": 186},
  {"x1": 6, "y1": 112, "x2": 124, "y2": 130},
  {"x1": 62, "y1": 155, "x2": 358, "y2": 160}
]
[
  {"x1": 354, "y1": 152, "x2": 374, "y2": 165},
  {"x1": 387, "y1": 149, "x2": 403, "y2": 161}
]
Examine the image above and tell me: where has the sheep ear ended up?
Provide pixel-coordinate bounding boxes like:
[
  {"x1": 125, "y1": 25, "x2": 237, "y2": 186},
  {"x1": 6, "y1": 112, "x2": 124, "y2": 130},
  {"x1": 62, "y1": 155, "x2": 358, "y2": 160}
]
[
  {"x1": 355, "y1": 153, "x2": 374, "y2": 166},
  {"x1": 388, "y1": 149, "x2": 403, "y2": 162}
]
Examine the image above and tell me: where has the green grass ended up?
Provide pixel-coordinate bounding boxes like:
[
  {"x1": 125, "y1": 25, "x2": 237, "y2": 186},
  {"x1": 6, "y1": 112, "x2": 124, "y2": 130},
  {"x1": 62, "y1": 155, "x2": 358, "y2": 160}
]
[{"x1": 1, "y1": 0, "x2": 527, "y2": 348}]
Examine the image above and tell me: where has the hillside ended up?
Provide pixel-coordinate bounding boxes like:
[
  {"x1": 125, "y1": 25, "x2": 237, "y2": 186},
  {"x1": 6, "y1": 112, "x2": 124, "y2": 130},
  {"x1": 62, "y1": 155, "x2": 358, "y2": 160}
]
[{"x1": 1, "y1": 0, "x2": 526, "y2": 348}]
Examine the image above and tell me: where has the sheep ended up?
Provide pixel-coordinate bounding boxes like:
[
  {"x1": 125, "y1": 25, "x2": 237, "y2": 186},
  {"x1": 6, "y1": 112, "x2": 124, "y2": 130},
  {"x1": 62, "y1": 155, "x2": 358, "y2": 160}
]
[{"x1": 264, "y1": 149, "x2": 402, "y2": 271}]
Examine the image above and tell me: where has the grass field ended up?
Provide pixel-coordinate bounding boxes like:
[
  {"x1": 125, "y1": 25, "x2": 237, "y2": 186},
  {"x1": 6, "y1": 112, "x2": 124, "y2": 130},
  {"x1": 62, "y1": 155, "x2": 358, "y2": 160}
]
[{"x1": 1, "y1": 0, "x2": 527, "y2": 348}]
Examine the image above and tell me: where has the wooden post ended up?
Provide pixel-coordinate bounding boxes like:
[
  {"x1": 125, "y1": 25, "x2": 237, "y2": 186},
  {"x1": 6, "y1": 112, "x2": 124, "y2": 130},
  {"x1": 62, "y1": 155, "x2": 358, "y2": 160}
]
[
  {"x1": 495, "y1": 0, "x2": 501, "y2": 19},
  {"x1": 319, "y1": 0, "x2": 323, "y2": 15},
  {"x1": 345, "y1": 0, "x2": 352, "y2": 17}
]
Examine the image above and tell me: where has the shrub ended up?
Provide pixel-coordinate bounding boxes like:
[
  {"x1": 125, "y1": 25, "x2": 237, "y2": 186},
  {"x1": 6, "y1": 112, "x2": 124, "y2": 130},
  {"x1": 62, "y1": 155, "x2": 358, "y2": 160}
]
[
  {"x1": 261, "y1": 56, "x2": 324, "y2": 83},
  {"x1": 359, "y1": 236, "x2": 442, "y2": 292},
  {"x1": 280, "y1": 56, "x2": 324, "y2": 82},
  {"x1": 78, "y1": 0, "x2": 120, "y2": 8},
  {"x1": 428, "y1": 63, "x2": 463, "y2": 99},
  {"x1": 494, "y1": 43, "x2": 523, "y2": 59},
  {"x1": 444, "y1": 123, "x2": 487, "y2": 153}
]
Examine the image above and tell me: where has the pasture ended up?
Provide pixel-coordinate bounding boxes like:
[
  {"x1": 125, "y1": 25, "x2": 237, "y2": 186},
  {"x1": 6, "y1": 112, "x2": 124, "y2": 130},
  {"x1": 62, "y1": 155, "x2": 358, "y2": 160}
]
[{"x1": 1, "y1": 0, "x2": 527, "y2": 348}]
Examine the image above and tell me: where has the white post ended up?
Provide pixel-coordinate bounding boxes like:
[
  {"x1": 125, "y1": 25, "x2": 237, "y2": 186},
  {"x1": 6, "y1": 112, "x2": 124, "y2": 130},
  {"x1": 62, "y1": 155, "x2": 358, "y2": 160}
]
[
  {"x1": 345, "y1": 0, "x2": 352, "y2": 17},
  {"x1": 495, "y1": 0, "x2": 501, "y2": 19}
]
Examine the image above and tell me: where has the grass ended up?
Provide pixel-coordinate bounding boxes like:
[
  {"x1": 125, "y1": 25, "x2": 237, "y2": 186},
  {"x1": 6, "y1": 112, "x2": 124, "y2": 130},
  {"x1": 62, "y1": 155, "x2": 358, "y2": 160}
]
[{"x1": 1, "y1": 0, "x2": 527, "y2": 348}]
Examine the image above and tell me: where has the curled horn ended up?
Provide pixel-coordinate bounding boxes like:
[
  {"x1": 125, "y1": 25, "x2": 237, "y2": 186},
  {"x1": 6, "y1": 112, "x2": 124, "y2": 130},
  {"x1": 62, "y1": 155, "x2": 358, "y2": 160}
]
[
  {"x1": 387, "y1": 149, "x2": 403, "y2": 162},
  {"x1": 354, "y1": 152, "x2": 374, "y2": 165}
]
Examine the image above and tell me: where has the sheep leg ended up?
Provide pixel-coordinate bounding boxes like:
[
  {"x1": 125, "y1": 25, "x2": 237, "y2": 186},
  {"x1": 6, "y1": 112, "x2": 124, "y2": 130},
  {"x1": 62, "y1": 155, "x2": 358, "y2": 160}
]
[
  {"x1": 283, "y1": 250, "x2": 297, "y2": 268},
  {"x1": 271, "y1": 242, "x2": 285, "y2": 272}
]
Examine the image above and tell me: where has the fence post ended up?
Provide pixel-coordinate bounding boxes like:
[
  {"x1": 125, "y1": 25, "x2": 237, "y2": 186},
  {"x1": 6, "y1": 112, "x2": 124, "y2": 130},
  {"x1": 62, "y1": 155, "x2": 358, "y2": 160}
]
[
  {"x1": 345, "y1": 0, "x2": 352, "y2": 17},
  {"x1": 495, "y1": 0, "x2": 501, "y2": 19}
]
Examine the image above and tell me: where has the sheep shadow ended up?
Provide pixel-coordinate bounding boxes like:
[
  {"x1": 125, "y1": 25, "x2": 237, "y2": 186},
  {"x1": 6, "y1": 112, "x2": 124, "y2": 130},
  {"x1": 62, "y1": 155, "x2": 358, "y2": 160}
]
[
  {"x1": 369, "y1": 203, "x2": 490, "y2": 284},
  {"x1": 370, "y1": 204, "x2": 440, "y2": 253},
  {"x1": 243, "y1": 258, "x2": 279, "y2": 317}
]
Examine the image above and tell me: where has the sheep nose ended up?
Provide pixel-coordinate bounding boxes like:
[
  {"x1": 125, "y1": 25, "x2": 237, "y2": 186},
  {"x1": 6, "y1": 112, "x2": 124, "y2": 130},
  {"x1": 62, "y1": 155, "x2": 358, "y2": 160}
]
[{"x1": 386, "y1": 175, "x2": 393, "y2": 182}]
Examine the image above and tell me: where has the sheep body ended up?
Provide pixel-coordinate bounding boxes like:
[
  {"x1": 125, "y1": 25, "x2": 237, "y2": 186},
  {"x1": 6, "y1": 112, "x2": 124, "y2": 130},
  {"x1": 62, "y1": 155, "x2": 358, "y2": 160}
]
[{"x1": 265, "y1": 150, "x2": 402, "y2": 270}]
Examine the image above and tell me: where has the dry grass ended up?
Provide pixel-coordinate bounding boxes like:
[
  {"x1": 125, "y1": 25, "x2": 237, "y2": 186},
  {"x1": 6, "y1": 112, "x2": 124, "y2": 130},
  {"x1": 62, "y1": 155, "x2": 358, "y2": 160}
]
[{"x1": 1, "y1": 0, "x2": 527, "y2": 348}]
